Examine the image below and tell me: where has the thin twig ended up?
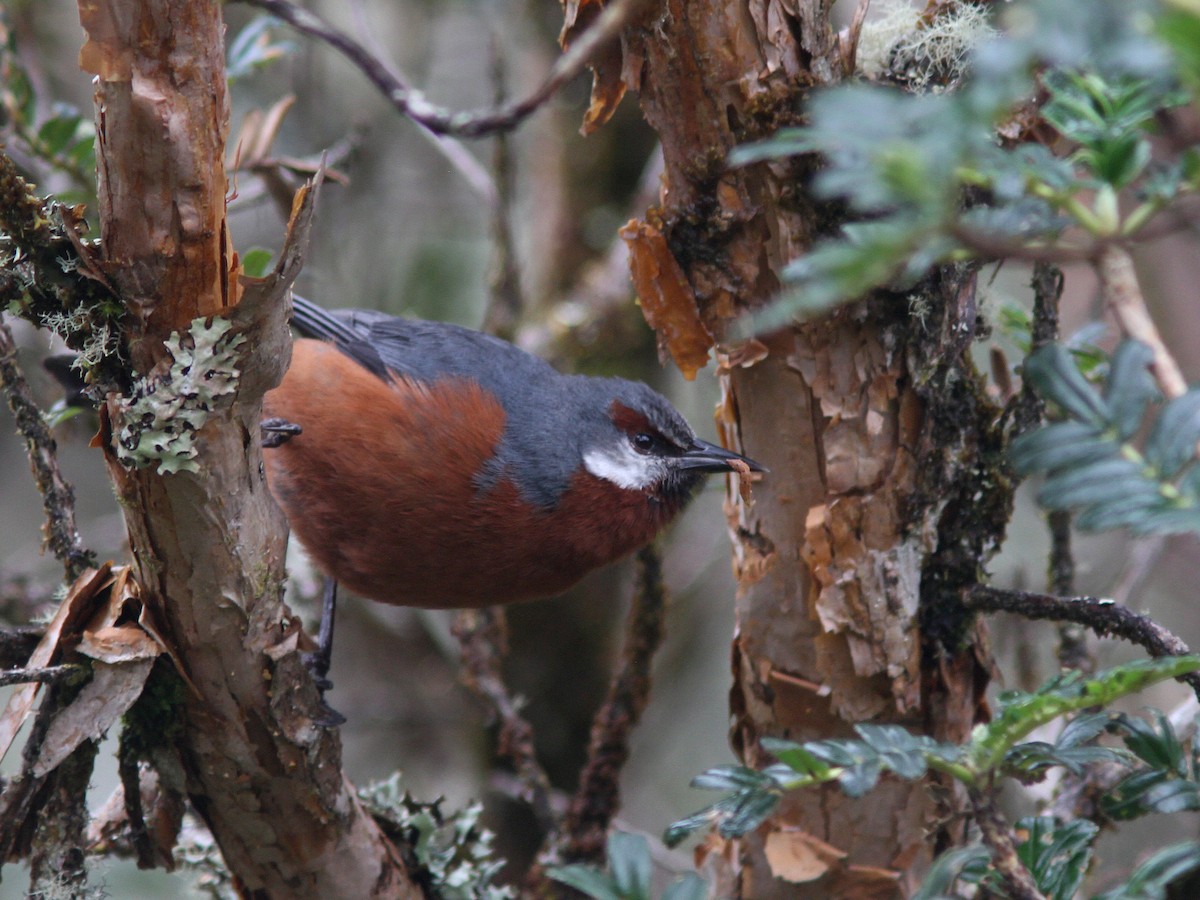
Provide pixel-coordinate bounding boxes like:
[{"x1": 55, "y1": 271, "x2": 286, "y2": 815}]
[
  {"x1": 346, "y1": 0, "x2": 496, "y2": 201},
  {"x1": 28, "y1": 736, "x2": 98, "y2": 893},
  {"x1": 1048, "y1": 511, "x2": 1089, "y2": 673},
  {"x1": 968, "y1": 785, "x2": 1047, "y2": 900},
  {"x1": 118, "y1": 749, "x2": 156, "y2": 869},
  {"x1": 238, "y1": 0, "x2": 653, "y2": 139},
  {"x1": 1097, "y1": 243, "x2": 1187, "y2": 399},
  {"x1": 482, "y1": 32, "x2": 524, "y2": 341},
  {"x1": 964, "y1": 585, "x2": 1200, "y2": 700},
  {"x1": 1009, "y1": 261, "x2": 1064, "y2": 435},
  {"x1": 952, "y1": 224, "x2": 1099, "y2": 264},
  {"x1": 451, "y1": 606, "x2": 555, "y2": 833},
  {"x1": 0, "y1": 321, "x2": 96, "y2": 581},
  {"x1": 552, "y1": 544, "x2": 668, "y2": 866},
  {"x1": 1006, "y1": 263, "x2": 1093, "y2": 673},
  {"x1": 0, "y1": 684, "x2": 64, "y2": 860},
  {"x1": 0, "y1": 664, "x2": 82, "y2": 688}
]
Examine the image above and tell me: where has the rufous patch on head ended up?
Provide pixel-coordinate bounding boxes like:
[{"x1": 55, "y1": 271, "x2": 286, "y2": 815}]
[{"x1": 609, "y1": 401, "x2": 654, "y2": 436}]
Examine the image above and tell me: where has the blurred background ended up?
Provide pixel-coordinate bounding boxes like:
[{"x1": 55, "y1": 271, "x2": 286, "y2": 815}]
[{"x1": 2, "y1": 1, "x2": 1199, "y2": 895}]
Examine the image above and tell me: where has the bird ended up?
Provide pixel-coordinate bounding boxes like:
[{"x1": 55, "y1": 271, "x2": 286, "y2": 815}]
[{"x1": 262, "y1": 296, "x2": 763, "y2": 619}]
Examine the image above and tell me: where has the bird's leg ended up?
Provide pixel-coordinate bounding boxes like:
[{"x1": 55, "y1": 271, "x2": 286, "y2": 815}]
[
  {"x1": 260, "y1": 418, "x2": 302, "y2": 448},
  {"x1": 302, "y1": 578, "x2": 346, "y2": 727}
]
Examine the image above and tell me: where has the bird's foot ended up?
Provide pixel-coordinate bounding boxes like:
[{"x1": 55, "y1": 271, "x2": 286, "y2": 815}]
[
  {"x1": 301, "y1": 650, "x2": 346, "y2": 727},
  {"x1": 261, "y1": 418, "x2": 302, "y2": 448}
]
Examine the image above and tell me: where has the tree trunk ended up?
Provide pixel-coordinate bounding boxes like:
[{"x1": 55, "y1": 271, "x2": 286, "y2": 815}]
[
  {"x1": 77, "y1": 1, "x2": 421, "y2": 895},
  {"x1": 621, "y1": 3, "x2": 998, "y2": 896}
]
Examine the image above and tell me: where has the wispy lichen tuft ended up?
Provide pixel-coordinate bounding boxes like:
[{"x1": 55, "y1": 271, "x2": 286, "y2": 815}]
[{"x1": 857, "y1": 0, "x2": 996, "y2": 92}]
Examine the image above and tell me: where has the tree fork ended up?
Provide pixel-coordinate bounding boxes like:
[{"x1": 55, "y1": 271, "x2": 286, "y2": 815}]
[{"x1": 76, "y1": 0, "x2": 420, "y2": 894}]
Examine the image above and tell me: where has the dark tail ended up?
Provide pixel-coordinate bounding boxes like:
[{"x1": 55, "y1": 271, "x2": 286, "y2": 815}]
[
  {"x1": 43, "y1": 355, "x2": 93, "y2": 408},
  {"x1": 291, "y1": 294, "x2": 364, "y2": 346}
]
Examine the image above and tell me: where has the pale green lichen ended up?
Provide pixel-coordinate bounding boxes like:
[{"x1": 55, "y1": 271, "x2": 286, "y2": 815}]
[
  {"x1": 114, "y1": 316, "x2": 245, "y2": 475},
  {"x1": 857, "y1": 0, "x2": 996, "y2": 91},
  {"x1": 359, "y1": 774, "x2": 514, "y2": 900}
]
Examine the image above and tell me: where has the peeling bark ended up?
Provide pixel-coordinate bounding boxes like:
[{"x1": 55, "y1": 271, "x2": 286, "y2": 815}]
[
  {"x1": 77, "y1": 1, "x2": 420, "y2": 895},
  {"x1": 619, "y1": 2, "x2": 998, "y2": 897}
]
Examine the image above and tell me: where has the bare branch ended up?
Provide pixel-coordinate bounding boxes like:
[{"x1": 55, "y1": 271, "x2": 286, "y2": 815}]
[
  {"x1": 964, "y1": 584, "x2": 1200, "y2": 700},
  {"x1": 0, "y1": 664, "x2": 83, "y2": 688},
  {"x1": 968, "y1": 786, "x2": 1047, "y2": 900},
  {"x1": 0, "y1": 684, "x2": 65, "y2": 860},
  {"x1": 552, "y1": 544, "x2": 667, "y2": 866},
  {"x1": 0, "y1": 321, "x2": 96, "y2": 581},
  {"x1": 237, "y1": 0, "x2": 652, "y2": 138},
  {"x1": 452, "y1": 606, "x2": 555, "y2": 833},
  {"x1": 1096, "y1": 243, "x2": 1188, "y2": 399},
  {"x1": 482, "y1": 34, "x2": 524, "y2": 341},
  {"x1": 952, "y1": 223, "x2": 1099, "y2": 264},
  {"x1": 345, "y1": 0, "x2": 496, "y2": 201}
]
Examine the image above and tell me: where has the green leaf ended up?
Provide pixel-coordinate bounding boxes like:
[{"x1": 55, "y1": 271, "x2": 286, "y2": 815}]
[
  {"x1": 854, "y1": 724, "x2": 935, "y2": 780},
  {"x1": 663, "y1": 810, "x2": 718, "y2": 848},
  {"x1": 1095, "y1": 841, "x2": 1200, "y2": 900},
  {"x1": 910, "y1": 845, "x2": 991, "y2": 900},
  {"x1": 1118, "y1": 710, "x2": 1187, "y2": 771},
  {"x1": 1006, "y1": 713, "x2": 1129, "y2": 777},
  {"x1": 43, "y1": 400, "x2": 87, "y2": 429},
  {"x1": 719, "y1": 787, "x2": 783, "y2": 837},
  {"x1": 1130, "y1": 505, "x2": 1200, "y2": 535},
  {"x1": 37, "y1": 109, "x2": 84, "y2": 157},
  {"x1": 690, "y1": 766, "x2": 772, "y2": 791},
  {"x1": 1146, "y1": 389, "x2": 1200, "y2": 476},
  {"x1": 1015, "y1": 817, "x2": 1096, "y2": 900},
  {"x1": 661, "y1": 873, "x2": 709, "y2": 900},
  {"x1": 760, "y1": 738, "x2": 839, "y2": 780},
  {"x1": 666, "y1": 777, "x2": 784, "y2": 848},
  {"x1": 608, "y1": 832, "x2": 651, "y2": 900},
  {"x1": 1037, "y1": 457, "x2": 1160, "y2": 510},
  {"x1": 241, "y1": 247, "x2": 275, "y2": 278},
  {"x1": 1160, "y1": 8, "x2": 1200, "y2": 93},
  {"x1": 226, "y1": 14, "x2": 295, "y2": 81},
  {"x1": 728, "y1": 129, "x2": 813, "y2": 166},
  {"x1": 835, "y1": 757, "x2": 884, "y2": 798},
  {"x1": 1022, "y1": 344, "x2": 1109, "y2": 426},
  {"x1": 1095, "y1": 135, "x2": 1153, "y2": 188},
  {"x1": 768, "y1": 217, "x2": 943, "y2": 323},
  {"x1": 970, "y1": 657, "x2": 1200, "y2": 772},
  {"x1": 1139, "y1": 778, "x2": 1200, "y2": 814},
  {"x1": 1058, "y1": 710, "x2": 1113, "y2": 747},
  {"x1": 1073, "y1": 492, "x2": 1171, "y2": 532},
  {"x1": 547, "y1": 865, "x2": 624, "y2": 900},
  {"x1": 1105, "y1": 341, "x2": 1158, "y2": 438},
  {"x1": 1103, "y1": 769, "x2": 1182, "y2": 820},
  {"x1": 1010, "y1": 421, "x2": 1115, "y2": 475}
]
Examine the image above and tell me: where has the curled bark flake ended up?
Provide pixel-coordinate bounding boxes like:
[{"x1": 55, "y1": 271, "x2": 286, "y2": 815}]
[{"x1": 621, "y1": 218, "x2": 713, "y2": 379}]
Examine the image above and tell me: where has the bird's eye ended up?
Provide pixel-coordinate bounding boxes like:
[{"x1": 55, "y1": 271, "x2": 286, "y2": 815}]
[{"x1": 631, "y1": 432, "x2": 655, "y2": 454}]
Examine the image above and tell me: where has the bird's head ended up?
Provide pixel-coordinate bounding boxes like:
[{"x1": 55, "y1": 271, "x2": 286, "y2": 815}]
[{"x1": 574, "y1": 379, "x2": 763, "y2": 512}]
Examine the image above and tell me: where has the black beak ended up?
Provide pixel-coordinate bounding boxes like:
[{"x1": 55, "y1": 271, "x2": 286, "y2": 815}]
[{"x1": 676, "y1": 439, "x2": 766, "y2": 474}]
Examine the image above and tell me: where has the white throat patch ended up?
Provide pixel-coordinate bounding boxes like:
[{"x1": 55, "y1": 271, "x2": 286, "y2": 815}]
[{"x1": 583, "y1": 443, "x2": 663, "y2": 491}]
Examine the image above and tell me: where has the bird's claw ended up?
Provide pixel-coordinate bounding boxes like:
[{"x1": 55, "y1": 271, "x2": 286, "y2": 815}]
[
  {"x1": 312, "y1": 702, "x2": 347, "y2": 729},
  {"x1": 301, "y1": 649, "x2": 344, "y2": 727},
  {"x1": 261, "y1": 418, "x2": 302, "y2": 448}
]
